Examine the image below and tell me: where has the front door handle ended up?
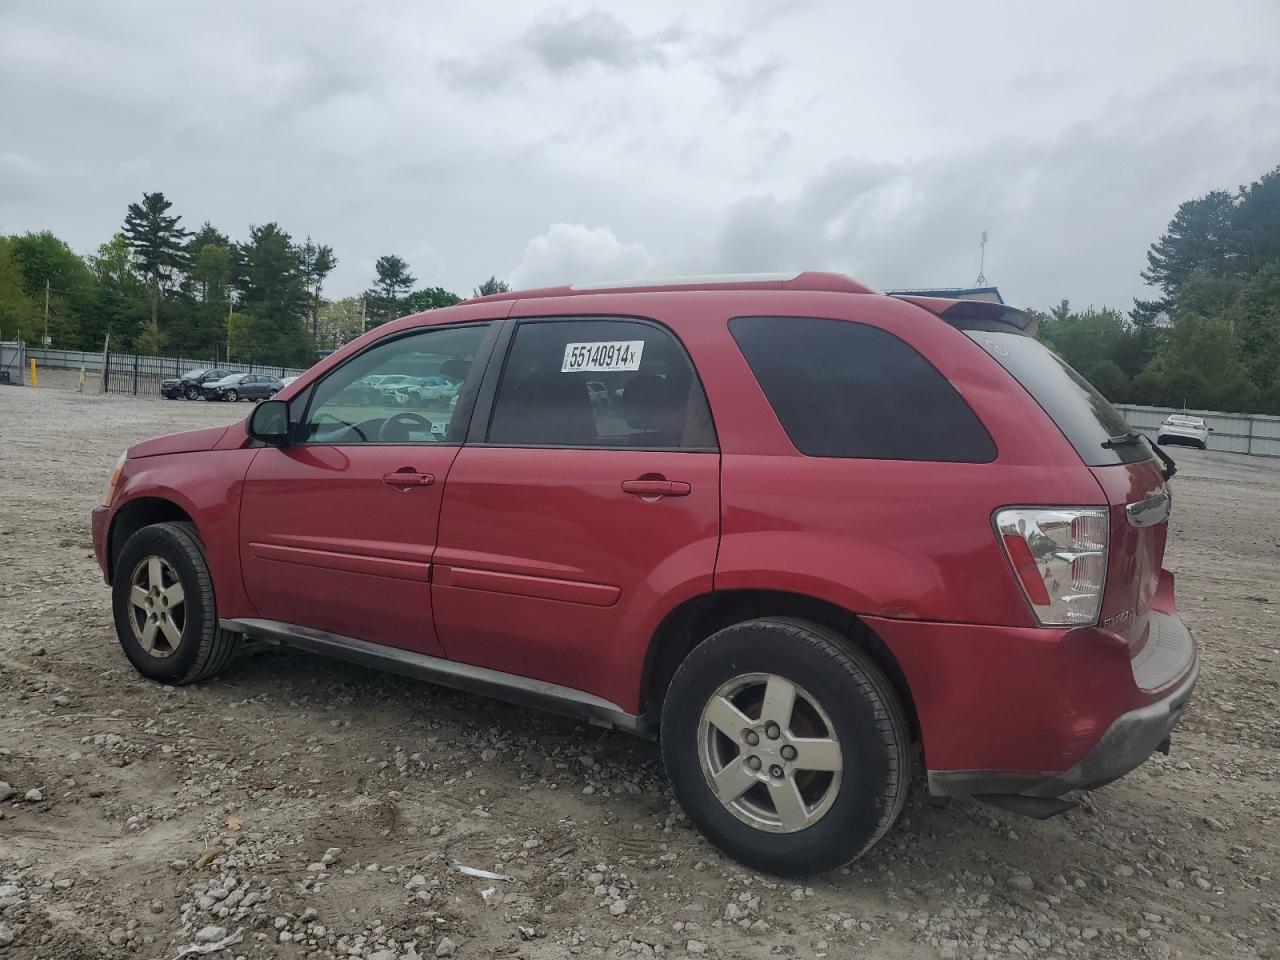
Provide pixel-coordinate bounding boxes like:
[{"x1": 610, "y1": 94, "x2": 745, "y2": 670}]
[
  {"x1": 382, "y1": 470, "x2": 435, "y2": 487},
  {"x1": 621, "y1": 478, "x2": 691, "y2": 498}
]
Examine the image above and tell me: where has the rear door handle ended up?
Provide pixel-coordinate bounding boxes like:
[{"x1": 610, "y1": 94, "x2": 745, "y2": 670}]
[
  {"x1": 382, "y1": 470, "x2": 435, "y2": 487},
  {"x1": 621, "y1": 479, "x2": 691, "y2": 498}
]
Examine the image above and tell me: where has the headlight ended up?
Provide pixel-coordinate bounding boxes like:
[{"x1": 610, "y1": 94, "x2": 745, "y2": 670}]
[{"x1": 104, "y1": 453, "x2": 127, "y2": 506}]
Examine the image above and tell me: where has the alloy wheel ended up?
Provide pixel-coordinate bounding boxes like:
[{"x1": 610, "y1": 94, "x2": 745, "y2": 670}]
[
  {"x1": 697, "y1": 672, "x2": 843, "y2": 833},
  {"x1": 127, "y1": 555, "x2": 186, "y2": 658}
]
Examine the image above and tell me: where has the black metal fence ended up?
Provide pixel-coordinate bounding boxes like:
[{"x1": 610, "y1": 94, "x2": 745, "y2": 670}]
[{"x1": 24, "y1": 348, "x2": 309, "y2": 397}]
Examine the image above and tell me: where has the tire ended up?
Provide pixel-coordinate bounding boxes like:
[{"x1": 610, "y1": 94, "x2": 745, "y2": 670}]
[
  {"x1": 661, "y1": 617, "x2": 910, "y2": 877},
  {"x1": 268, "y1": 389, "x2": 278, "y2": 398},
  {"x1": 111, "y1": 521, "x2": 239, "y2": 685},
  {"x1": 185, "y1": 385, "x2": 199, "y2": 400},
  {"x1": 225, "y1": 389, "x2": 238, "y2": 402}
]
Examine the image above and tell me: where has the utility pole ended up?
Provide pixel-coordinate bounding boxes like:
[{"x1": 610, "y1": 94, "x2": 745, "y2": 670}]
[
  {"x1": 975, "y1": 231, "x2": 989, "y2": 286},
  {"x1": 43, "y1": 279, "x2": 50, "y2": 346},
  {"x1": 360, "y1": 297, "x2": 367, "y2": 332}
]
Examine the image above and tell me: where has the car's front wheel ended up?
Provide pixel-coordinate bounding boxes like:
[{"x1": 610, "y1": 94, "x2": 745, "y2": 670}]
[
  {"x1": 224, "y1": 389, "x2": 238, "y2": 402},
  {"x1": 111, "y1": 522, "x2": 239, "y2": 685},
  {"x1": 185, "y1": 385, "x2": 199, "y2": 400},
  {"x1": 661, "y1": 617, "x2": 910, "y2": 876}
]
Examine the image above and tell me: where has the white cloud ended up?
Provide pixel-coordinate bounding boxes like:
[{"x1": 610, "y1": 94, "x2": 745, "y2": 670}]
[{"x1": 508, "y1": 223, "x2": 656, "y2": 289}]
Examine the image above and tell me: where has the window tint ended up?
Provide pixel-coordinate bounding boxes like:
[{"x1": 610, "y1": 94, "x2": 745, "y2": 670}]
[
  {"x1": 487, "y1": 319, "x2": 716, "y2": 450},
  {"x1": 302, "y1": 323, "x2": 489, "y2": 444},
  {"x1": 965, "y1": 331, "x2": 1150, "y2": 466},
  {"x1": 730, "y1": 315, "x2": 996, "y2": 462}
]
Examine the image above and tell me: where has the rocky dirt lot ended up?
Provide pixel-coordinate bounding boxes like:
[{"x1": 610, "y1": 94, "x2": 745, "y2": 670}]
[{"x1": 1, "y1": 376, "x2": 1277, "y2": 960}]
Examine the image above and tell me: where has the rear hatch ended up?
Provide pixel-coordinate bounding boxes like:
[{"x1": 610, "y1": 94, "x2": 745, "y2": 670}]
[{"x1": 962, "y1": 328, "x2": 1171, "y2": 654}]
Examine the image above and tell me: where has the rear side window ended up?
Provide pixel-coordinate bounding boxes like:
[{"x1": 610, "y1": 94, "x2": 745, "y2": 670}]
[
  {"x1": 965, "y1": 331, "x2": 1149, "y2": 466},
  {"x1": 487, "y1": 318, "x2": 716, "y2": 450},
  {"x1": 730, "y1": 315, "x2": 996, "y2": 462}
]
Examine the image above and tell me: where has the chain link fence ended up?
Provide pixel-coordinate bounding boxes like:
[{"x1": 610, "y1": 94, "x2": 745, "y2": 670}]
[{"x1": 0, "y1": 341, "x2": 27, "y2": 385}]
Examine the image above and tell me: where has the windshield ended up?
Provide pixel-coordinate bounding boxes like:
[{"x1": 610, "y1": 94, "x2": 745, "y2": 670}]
[
  {"x1": 967, "y1": 331, "x2": 1152, "y2": 466},
  {"x1": 182, "y1": 369, "x2": 206, "y2": 379}
]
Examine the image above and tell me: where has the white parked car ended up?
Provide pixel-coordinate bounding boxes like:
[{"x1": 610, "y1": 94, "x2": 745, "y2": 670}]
[{"x1": 1157, "y1": 415, "x2": 1210, "y2": 449}]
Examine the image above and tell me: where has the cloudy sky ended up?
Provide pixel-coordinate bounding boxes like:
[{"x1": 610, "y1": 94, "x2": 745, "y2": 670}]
[{"x1": 2, "y1": 1, "x2": 1278, "y2": 310}]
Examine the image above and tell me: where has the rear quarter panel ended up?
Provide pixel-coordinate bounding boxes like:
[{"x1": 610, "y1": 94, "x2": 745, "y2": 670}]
[{"x1": 651, "y1": 291, "x2": 1108, "y2": 626}]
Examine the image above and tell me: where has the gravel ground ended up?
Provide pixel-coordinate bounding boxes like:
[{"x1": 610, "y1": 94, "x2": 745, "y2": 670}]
[{"x1": 1, "y1": 375, "x2": 1278, "y2": 960}]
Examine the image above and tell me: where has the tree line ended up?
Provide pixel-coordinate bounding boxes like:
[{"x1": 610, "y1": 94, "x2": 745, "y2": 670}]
[
  {"x1": 2, "y1": 167, "x2": 1278, "y2": 413},
  {"x1": 1032, "y1": 164, "x2": 1280, "y2": 414},
  {"x1": 0, "y1": 192, "x2": 511, "y2": 367}
]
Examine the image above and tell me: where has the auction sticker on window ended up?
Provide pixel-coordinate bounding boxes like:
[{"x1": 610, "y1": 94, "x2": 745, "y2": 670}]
[{"x1": 561, "y1": 340, "x2": 644, "y2": 373}]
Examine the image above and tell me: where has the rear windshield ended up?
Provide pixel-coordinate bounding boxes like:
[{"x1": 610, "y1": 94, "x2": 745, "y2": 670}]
[{"x1": 966, "y1": 330, "x2": 1150, "y2": 466}]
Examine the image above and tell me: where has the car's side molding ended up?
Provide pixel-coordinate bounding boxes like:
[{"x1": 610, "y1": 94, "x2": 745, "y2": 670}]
[{"x1": 220, "y1": 618, "x2": 651, "y2": 735}]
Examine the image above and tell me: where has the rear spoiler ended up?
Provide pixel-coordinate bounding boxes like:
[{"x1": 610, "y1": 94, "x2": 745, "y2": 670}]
[{"x1": 893, "y1": 295, "x2": 1038, "y2": 338}]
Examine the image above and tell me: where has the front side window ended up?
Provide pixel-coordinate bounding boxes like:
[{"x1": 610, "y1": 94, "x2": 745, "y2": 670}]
[
  {"x1": 302, "y1": 323, "x2": 489, "y2": 444},
  {"x1": 730, "y1": 315, "x2": 996, "y2": 462},
  {"x1": 487, "y1": 318, "x2": 716, "y2": 450}
]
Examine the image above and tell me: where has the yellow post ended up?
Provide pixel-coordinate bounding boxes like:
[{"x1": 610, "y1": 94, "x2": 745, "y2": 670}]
[{"x1": 30, "y1": 358, "x2": 36, "y2": 387}]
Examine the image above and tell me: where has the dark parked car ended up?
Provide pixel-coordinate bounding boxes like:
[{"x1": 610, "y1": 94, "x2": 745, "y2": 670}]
[
  {"x1": 93, "y1": 271, "x2": 1195, "y2": 876},
  {"x1": 201, "y1": 373, "x2": 283, "y2": 402},
  {"x1": 160, "y1": 368, "x2": 234, "y2": 400}
]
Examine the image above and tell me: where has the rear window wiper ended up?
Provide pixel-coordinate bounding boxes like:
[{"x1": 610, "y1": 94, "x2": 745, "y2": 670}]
[
  {"x1": 1101, "y1": 431, "x2": 1144, "y2": 449},
  {"x1": 1151, "y1": 443, "x2": 1177, "y2": 479},
  {"x1": 1102, "y1": 430, "x2": 1176, "y2": 479}
]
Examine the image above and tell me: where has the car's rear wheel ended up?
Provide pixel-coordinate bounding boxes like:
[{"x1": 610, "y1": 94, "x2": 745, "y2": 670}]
[
  {"x1": 184, "y1": 385, "x2": 199, "y2": 400},
  {"x1": 661, "y1": 617, "x2": 910, "y2": 876},
  {"x1": 111, "y1": 522, "x2": 239, "y2": 685}
]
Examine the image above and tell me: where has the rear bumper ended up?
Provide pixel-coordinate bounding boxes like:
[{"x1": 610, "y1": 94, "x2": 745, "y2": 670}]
[
  {"x1": 91, "y1": 505, "x2": 111, "y2": 584},
  {"x1": 927, "y1": 652, "x2": 1198, "y2": 798},
  {"x1": 1157, "y1": 429, "x2": 1207, "y2": 446}
]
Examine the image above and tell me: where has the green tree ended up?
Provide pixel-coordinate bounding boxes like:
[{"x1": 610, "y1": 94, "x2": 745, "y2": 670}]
[
  {"x1": 1141, "y1": 190, "x2": 1235, "y2": 300},
  {"x1": 1227, "y1": 166, "x2": 1280, "y2": 278},
  {"x1": 8, "y1": 231, "x2": 96, "y2": 347},
  {"x1": 297, "y1": 238, "x2": 337, "y2": 339},
  {"x1": 473, "y1": 276, "x2": 510, "y2": 298},
  {"x1": 1132, "y1": 313, "x2": 1257, "y2": 412},
  {"x1": 364, "y1": 254, "x2": 416, "y2": 326},
  {"x1": 0, "y1": 237, "x2": 39, "y2": 343},
  {"x1": 87, "y1": 234, "x2": 150, "y2": 349},
  {"x1": 1035, "y1": 300, "x2": 1139, "y2": 399},
  {"x1": 235, "y1": 223, "x2": 311, "y2": 365},
  {"x1": 316, "y1": 296, "x2": 365, "y2": 349},
  {"x1": 122, "y1": 192, "x2": 190, "y2": 327},
  {"x1": 402, "y1": 286, "x2": 462, "y2": 313},
  {"x1": 1228, "y1": 264, "x2": 1280, "y2": 399}
]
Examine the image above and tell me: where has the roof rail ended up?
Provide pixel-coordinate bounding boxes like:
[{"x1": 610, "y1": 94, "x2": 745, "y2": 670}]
[{"x1": 468, "y1": 271, "x2": 880, "y2": 302}]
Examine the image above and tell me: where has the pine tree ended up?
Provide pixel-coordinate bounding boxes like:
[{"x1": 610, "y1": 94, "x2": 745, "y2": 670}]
[
  {"x1": 297, "y1": 237, "x2": 337, "y2": 339},
  {"x1": 121, "y1": 192, "x2": 190, "y2": 327},
  {"x1": 473, "y1": 276, "x2": 510, "y2": 298},
  {"x1": 363, "y1": 254, "x2": 416, "y2": 326}
]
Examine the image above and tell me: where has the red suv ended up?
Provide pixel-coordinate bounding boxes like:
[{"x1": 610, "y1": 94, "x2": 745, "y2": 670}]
[{"x1": 91, "y1": 272, "x2": 1197, "y2": 876}]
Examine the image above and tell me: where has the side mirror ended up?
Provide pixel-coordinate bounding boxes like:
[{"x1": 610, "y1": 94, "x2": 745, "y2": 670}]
[{"x1": 248, "y1": 398, "x2": 291, "y2": 446}]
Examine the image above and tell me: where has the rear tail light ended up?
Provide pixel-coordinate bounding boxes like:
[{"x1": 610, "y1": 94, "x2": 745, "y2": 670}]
[{"x1": 995, "y1": 507, "x2": 1109, "y2": 626}]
